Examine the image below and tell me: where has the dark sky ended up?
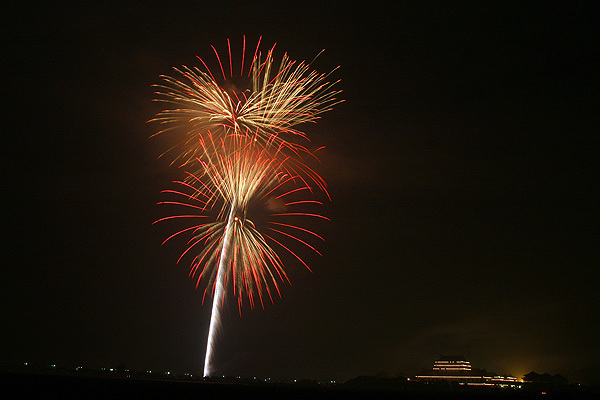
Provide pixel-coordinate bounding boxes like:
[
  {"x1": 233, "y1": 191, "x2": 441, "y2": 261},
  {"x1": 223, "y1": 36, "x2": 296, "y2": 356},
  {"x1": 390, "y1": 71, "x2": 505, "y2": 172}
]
[{"x1": 4, "y1": 3, "x2": 598, "y2": 383}]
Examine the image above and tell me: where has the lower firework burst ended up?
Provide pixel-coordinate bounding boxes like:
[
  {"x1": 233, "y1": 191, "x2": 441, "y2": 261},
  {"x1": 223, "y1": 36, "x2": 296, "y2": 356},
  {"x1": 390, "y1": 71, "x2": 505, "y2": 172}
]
[{"x1": 155, "y1": 135, "x2": 328, "y2": 312}]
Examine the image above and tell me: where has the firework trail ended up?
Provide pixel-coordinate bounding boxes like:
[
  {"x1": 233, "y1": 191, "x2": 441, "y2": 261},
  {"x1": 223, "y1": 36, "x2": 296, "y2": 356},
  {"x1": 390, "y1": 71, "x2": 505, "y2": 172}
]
[
  {"x1": 152, "y1": 37, "x2": 340, "y2": 377},
  {"x1": 203, "y1": 197, "x2": 235, "y2": 378}
]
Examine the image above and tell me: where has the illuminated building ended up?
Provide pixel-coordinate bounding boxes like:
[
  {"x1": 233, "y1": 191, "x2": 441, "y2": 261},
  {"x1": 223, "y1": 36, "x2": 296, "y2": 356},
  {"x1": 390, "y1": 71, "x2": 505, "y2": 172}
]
[{"x1": 415, "y1": 355, "x2": 520, "y2": 388}]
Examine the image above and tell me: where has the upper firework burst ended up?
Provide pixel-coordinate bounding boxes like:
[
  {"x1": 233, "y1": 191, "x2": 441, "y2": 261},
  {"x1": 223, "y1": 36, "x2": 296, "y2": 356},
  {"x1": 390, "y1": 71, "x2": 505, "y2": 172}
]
[{"x1": 150, "y1": 36, "x2": 343, "y2": 167}]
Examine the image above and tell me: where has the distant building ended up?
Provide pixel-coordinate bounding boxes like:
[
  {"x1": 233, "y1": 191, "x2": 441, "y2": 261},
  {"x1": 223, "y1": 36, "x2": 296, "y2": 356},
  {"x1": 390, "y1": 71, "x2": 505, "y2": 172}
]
[{"x1": 415, "y1": 355, "x2": 519, "y2": 388}]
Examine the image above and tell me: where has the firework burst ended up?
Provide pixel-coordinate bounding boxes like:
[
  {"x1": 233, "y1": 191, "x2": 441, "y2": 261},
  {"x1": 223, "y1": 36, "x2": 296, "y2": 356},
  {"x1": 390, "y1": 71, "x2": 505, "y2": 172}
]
[
  {"x1": 150, "y1": 36, "x2": 342, "y2": 187},
  {"x1": 151, "y1": 37, "x2": 340, "y2": 377},
  {"x1": 155, "y1": 136, "x2": 327, "y2": 311}
]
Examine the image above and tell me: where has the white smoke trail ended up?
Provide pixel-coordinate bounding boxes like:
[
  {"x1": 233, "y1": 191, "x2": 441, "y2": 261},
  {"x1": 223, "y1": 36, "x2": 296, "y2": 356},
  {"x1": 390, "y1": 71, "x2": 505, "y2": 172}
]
[{"x1": 203, "y1": 201, "x2": 236, "y2": 377}]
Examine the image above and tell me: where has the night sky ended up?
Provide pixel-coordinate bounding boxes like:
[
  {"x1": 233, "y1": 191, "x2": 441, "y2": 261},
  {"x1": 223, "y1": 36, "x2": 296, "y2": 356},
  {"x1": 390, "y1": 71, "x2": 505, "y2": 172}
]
[{"x1": 4, "y1": 3, "x2": 598, "y2": 383}]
